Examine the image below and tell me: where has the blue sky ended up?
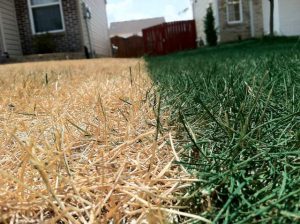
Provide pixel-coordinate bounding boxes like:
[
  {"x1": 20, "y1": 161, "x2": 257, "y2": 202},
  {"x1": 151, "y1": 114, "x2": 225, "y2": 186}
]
[{"x1": 107, "y1": 0, "x2": 193, "y2": 25}]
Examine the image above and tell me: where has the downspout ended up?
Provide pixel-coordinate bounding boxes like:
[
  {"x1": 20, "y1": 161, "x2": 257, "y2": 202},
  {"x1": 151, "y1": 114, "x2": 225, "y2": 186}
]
[
  {"x1": 84, "y1": 17, "x2": 93, "y2": 57},
  {"x1": 249, "y1": 0, "x2": 255, "y2": 37},
  {"x1": 82, "y1": 2, "x2": 93, "y2": 58},
  {"x1": 269, "y1": 0, "x2": 274, "y2": 36}
]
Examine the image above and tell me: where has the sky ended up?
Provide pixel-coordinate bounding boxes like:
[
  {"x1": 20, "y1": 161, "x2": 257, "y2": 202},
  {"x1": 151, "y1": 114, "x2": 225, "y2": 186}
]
[{"x1": 106, "y1": 0, "x2": 193, "y2": 25}]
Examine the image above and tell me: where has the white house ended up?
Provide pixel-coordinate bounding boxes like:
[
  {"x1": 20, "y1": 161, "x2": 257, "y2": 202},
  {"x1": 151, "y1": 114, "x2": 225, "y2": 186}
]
[
  {"x1": 109, "y1": 17, "x2": 166, "y2": 38},
  {"x1": 192, "y1": 0, "x2": 300, "y2": 44},
  {"x1": 262, "y1": 0, "x2": 300, "y2": 36}
]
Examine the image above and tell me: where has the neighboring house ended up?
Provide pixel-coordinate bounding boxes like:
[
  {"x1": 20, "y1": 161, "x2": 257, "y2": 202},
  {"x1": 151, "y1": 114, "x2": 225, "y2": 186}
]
[
  {"x1": 109, "y1": 17, "x2": 165, "y2": 38},
  {"x1": 0, "y1": 0, "x2": 111, "y2": 58},
  {"x1": 192, "y1": 0, "x2": 300, "y2": 44}
]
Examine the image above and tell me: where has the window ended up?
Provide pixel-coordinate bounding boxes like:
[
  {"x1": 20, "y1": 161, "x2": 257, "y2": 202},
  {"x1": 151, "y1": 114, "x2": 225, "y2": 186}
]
[
  {"x1": 226, "y1": 0, "x2": 243, "y2": 24},
  {"x1": 28, "y1": 0, "x2": 64, "y2": 34}
]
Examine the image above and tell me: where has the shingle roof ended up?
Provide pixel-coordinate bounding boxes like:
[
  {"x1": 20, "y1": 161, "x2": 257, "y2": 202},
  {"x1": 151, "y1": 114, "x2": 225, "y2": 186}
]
[{"x1": 109, "y1": 17, "x2": 165, "y2": 38}]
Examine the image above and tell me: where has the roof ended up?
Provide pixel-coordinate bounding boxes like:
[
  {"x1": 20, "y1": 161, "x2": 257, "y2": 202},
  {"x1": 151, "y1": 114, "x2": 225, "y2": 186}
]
[{"x1": 109, "y1": 17, "x2": 165, "y2": 38}]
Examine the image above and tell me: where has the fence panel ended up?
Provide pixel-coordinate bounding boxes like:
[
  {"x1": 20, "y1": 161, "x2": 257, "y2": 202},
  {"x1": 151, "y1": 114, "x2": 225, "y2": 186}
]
[
  {"x1": 143, "y1": 20, "x2": 196, "y2": 56},
  {"x1": 111, "y1": 35, "x2": 144, "y2": 58}
]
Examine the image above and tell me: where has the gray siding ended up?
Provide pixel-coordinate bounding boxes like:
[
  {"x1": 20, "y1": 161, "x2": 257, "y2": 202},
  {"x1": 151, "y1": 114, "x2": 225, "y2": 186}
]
[
  {"x1": 0, "y1": 0, "x2": 22, "y2": 57},
  {"x1": 80, "y1": 0, "x2": 111, "y2": 56}
]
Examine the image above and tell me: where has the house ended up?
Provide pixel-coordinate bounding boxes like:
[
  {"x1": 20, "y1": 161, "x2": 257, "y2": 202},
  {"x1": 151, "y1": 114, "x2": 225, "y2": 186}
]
[
  {"x1": 192, "y1": 0, "x2": 300, "y2": 44},
  {"x1": 0, "y1": 0, "x2": 111, "y2": 59},
  {"x1": 109, "y1": 17, "x2": 165, "y2": 38}
]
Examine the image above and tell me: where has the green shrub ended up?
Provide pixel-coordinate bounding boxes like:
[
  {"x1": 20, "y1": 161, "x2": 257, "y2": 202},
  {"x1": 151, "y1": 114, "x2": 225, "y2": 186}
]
[{"x1": 204, "y1": 4, "x2": 218, "y2": 46}]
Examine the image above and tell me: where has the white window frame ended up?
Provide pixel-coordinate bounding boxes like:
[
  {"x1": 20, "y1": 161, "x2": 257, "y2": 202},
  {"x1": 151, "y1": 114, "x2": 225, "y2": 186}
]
[
  {"x1": 226, "y1": 0, "x2": 243, "y2": 24},
  {"x1": 27, "y1": 0, "x2": 65, "y2": 35}
]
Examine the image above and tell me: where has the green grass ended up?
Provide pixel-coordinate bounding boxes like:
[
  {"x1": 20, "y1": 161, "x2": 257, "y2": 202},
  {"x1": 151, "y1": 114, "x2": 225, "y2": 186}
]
[{"x1": 146, "y1": 38, "x2": 300, "y2": 223}]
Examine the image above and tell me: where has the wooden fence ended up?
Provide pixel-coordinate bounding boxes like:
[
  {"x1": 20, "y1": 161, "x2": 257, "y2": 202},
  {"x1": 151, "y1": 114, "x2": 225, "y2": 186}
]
[
  {"x1": 111, "y1": 35, "x2": 144, "y2": 58},
  {"x1": 142, "y1": 20, "x2": 197, "y2": 56}
]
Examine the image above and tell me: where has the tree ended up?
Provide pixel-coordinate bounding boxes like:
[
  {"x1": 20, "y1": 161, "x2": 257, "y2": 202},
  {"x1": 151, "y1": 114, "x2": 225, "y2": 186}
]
[
  {"x1": 269, "y1": 0, "x2": 274, "y2": 37},
  {"x1": 204, "y1": 4, "x2": 217, "y2": 46}
]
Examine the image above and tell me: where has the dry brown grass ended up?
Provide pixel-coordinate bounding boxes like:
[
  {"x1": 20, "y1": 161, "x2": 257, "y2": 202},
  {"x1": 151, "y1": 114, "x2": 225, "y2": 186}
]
[{"x1": 0, "y1": 59, "x2": 207, "y2": 224}]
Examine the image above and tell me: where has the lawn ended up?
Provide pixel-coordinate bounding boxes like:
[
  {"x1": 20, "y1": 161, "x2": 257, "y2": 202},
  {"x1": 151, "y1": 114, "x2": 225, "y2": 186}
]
[
  {"x1": 146, "y1": 37, "x2": 300, "y2": 223},
  {"x1": 0, "y1": 59, "x2": 196, "y2": 223},
  {"x1": 1, "y1": 38, "x2": 299, "y2": 224}
]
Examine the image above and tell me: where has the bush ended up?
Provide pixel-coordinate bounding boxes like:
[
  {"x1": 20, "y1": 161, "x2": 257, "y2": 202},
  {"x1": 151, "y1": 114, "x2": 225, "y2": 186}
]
[
  {"x1": 204, "y1": 4, "x2": 218, "y2": 46},
  {"x1": 32, "y1": 33, "x2": 56, "y2": 54}
]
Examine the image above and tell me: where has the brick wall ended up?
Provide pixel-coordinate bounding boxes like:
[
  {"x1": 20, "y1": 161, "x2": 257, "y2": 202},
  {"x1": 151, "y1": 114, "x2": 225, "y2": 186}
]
[
  {"x1": 218, "y1": 0, "x2": 263, "y2": 43},
  {"x1": 15, "y1": 0, "x2": 83, "y2": 55}
]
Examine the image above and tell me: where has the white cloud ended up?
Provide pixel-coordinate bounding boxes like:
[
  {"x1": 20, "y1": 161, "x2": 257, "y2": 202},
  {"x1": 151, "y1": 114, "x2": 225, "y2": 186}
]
[
  {"x1": 163, "y1": 5, "x2": 192, "y2": 22},
  {"x1": 107, "y1": 0, "x2": 151, "y2": 24},
  {"x1": 107, "y1": 0, "x2": 193, "y2": 25},
  {"x1": 163, "y1": 0, "x2": 193, "y2": 22},
  {"x1": 163, "y1": 4, "x2": 178, "y2": 22},
  {"x1": 106, "y1": 0, "x2": 133, "y2": 12}
]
